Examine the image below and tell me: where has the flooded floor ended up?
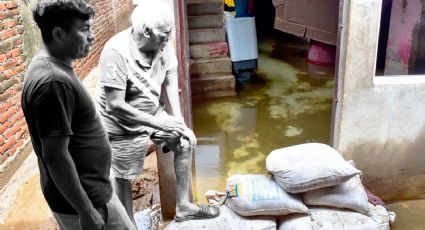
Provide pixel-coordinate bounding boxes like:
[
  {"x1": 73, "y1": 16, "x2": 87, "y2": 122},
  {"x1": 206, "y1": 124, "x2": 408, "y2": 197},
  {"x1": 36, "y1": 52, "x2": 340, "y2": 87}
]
[
  {"x1": 387, "y1": 200, "x2": 425, "y2": 230},
  {"x1": 192, "y1": 35, "x2": 335, "y2": 202}
]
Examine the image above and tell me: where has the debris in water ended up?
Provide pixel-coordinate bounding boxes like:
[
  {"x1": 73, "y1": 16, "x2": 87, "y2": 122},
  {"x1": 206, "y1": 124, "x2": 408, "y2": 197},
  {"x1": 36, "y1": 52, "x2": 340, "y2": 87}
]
[{"x1": 134, "y1": 204, "x2": 162, "y2": 230}]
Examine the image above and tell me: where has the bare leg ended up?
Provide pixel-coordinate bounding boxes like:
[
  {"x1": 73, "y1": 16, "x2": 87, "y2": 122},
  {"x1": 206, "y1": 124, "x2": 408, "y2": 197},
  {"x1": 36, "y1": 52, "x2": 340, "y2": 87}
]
[
  {"x1": 168, "y1": 139, "x2": 219, "y2": 218},
  {"x1": 169, "y1": 141, "x2": 198, "y2": 216},
  {"x1": 111, "y1": 177, "x2": 137, "y2": 227}
]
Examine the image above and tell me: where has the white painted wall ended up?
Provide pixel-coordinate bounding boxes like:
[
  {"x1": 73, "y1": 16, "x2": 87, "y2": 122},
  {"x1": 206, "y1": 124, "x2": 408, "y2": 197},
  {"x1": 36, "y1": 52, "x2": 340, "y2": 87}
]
[{"x1": 333, "y1": 0, "x2": 425, "y2": 201}]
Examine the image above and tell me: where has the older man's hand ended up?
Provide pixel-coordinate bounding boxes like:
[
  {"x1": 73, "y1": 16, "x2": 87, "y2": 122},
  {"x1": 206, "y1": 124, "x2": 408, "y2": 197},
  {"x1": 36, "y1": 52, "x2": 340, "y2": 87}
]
[
  {"x1": 182, "y1": 128, "x2": 197, "y2": 146},
  {"x1": 156, "y1": 116, "x2": 186, "y2": 134}
]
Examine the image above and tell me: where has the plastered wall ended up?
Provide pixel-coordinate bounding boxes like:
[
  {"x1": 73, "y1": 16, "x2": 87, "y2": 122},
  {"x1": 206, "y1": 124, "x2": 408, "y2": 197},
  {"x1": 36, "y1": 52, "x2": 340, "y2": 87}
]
[{"x1": 333, "y1": 0, "x2": 425, "y2": 201}]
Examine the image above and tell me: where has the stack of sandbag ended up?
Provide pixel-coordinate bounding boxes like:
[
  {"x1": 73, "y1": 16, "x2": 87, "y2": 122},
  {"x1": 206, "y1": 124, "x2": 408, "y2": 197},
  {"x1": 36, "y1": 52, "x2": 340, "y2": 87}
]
[
  {"x1": 266, "y1": 143, "x2": 394, "y2": 230},
  {"x1": 225, "y1": 174, "x2": 309, "y2": 216},
  {"x1": 224, "y1": 143, "x2": 394, "y2": 230},
  {"x1": 278, "y1": 203, "x2": 393, "y2": 230}
]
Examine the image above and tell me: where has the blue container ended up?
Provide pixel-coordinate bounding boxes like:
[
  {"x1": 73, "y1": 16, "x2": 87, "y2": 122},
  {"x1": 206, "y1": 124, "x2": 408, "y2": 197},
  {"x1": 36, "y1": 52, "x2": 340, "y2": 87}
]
[{"x1": 234, "y1": 0, "x2": 250, "y2": 18}]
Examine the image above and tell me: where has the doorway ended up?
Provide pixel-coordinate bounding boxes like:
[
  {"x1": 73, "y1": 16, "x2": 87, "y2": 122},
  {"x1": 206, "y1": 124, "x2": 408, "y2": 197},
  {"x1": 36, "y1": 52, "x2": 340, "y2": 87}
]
[{"x1": 190, "y1": 0, "x2": 337, "y2": 202}]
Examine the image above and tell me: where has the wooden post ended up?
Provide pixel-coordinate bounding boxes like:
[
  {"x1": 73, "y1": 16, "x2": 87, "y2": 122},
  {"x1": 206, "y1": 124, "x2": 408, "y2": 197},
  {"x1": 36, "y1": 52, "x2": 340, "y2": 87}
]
[{"x1": 157, "y1": 0, "x2": 193, "y2": 220}]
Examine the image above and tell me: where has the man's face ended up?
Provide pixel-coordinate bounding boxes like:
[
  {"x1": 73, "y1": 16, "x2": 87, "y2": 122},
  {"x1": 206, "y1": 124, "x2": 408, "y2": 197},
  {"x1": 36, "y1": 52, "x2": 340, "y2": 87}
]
[
  {"x1": 151, "y1": 26, "x2": 172, "y2": 49},
  {"x1": 63, "y1": 18, "x2": 94, "y2": 59}
]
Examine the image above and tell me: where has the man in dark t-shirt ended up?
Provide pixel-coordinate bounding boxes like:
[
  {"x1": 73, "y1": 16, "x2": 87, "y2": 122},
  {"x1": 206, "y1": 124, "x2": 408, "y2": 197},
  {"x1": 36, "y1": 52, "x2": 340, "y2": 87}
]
[{"x1": 21, "y1": 1, "x2": 134, "y2": 229}]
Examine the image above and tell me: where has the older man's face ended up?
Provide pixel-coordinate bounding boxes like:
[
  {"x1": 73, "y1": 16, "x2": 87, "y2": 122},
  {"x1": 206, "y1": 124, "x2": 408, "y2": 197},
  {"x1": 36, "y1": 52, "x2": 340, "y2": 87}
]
[
  {"x1": 132, "y1": 25, "x2": 173, "y2": 51},
  {"x1": 150, "y1": 26, "x2": 172, "y2": 49}
]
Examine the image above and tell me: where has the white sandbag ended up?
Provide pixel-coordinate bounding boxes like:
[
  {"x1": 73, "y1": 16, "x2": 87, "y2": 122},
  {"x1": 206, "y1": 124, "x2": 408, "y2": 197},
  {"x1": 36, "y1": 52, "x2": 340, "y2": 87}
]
[
  {"x1": 165, "y1": 206, "x2": 276, "y2": 230},
  {"x1": 225, "y1": 174, "x2": 309, "y2": 216},
  {"x1": 278, "y1": 203, "x2": 393, "y2": 230},
  {"x1": 266, "y1": 143, "x2": 361, "y2": 193},
  {"x1": 302, "y1": 161, "x2": 370, "y2": 215}
]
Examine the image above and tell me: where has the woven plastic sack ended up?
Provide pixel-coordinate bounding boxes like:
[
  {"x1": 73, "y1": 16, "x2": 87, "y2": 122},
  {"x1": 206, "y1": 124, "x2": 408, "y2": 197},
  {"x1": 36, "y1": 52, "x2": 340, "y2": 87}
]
[
  {"x1": 278, "y1": 203, "x2": 394, "y2": 230},
  {"x1": 302, "y1": 161, "x2": 370, "y2": 215},
  {"x1": 266, "y1": 143, "x2": 361, "y2": 193},
  {"x1": 225, "y1": 174, "x2": 309, "y2": 216}
]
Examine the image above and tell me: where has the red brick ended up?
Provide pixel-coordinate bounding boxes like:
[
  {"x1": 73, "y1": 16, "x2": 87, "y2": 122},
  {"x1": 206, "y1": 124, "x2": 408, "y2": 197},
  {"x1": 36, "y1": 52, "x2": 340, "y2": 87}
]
[
  {"x1": 13, "y1": 82, "x2": 23, "y2": 92},
  {"x1": 7, "y1": 47, "x2": 22, "y2": 58},
  {"x1": 9, "y1": 110, "x2": 23, "y2": 124},
  {"x1": 0, "y1": 135, "x2": 4, "y2": 145},
  {"x1": 3, "y1": 18, "x2": 17, "y2": 28},
  {"x1": 0, "y1": 54, "x2": 6, "y2": 63},
  {"x1": 3, "y1": 57, "x2": 19, "y2": 70},
  {"x1": 0, "y1": 76, "x2": 20, "y2": 94},
  {"x1": 7, "y1": 9, "x2": 19, "y2": 17},
  {"x1": 8, "y1": 139, "x2": 23, "y2": 156},
  {"x1": 0, "y1": 136, "x2": 16, "y2": 154},
  {"x1": 0, "y1": 2, "x2": 7, "y2": 10},
  {"x1": 0, "y1": 88, "x2": 15, "y2": 101},
  {"x1": 0, "y1": 121, "x2": 11, "y2": 133},
  {"x1": 0, "y1": 29, "x2": 18, "y2": 40},
  {"x1": 0, "y1": 106, "x2": 17, "y2": 123},
  {"x1": 6, "y1": 1, "x2": 18, "y2": 9},
  {"x1": 0, "y1": 101, "x2": 9, "y2": 113},
  {"x1": 14, "y1": 62, "x2": 26, "y2": 74},
  {"x1": 7, "y1": 94, "x2": 18, "y2": 103},
  {"x1": 1, "y1": 65, "x2": 23, "y2": 80},
  {"x1": 0, "y1": 11, "x2": 6, "y2": 20},
  {"x1": 18, "y1": 118, "x2": 26, "y2": 127},
  {"x1": 4, "y1": 123, "x2": 20, "y2": 139},
  {"x1": 0, "y1": 8, "x2": 19, "y2": 20},
  {"x1": 16, "y1": 128, "x2": 25, "y2": 139}
]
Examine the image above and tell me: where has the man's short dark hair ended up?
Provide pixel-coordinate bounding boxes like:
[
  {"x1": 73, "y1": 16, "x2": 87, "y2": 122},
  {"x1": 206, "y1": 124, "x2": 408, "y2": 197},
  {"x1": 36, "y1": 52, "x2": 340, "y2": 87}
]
[{"x1": 32, "y1": 0, "x2": 95, "y2": 43}]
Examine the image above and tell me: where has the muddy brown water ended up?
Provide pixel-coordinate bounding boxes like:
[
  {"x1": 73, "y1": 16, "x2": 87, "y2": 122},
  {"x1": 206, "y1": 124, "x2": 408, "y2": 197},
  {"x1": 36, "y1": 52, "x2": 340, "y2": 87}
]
[
  {"x1": 192, "y1": 36, "x2": 335, "y2": 202},
  {"x1": 191, "y1": 35, "x2": 425, "y2": 229}
]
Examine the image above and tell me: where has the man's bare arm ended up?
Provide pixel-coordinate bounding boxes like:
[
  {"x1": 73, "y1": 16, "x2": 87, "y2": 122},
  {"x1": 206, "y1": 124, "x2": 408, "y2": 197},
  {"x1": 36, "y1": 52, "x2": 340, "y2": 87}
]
[
  {"x1": 163, "y1": 70, "x2": 197, "y2": 145},
  {"x1": 163, "y1": 70, "x2": 183, "y2": 118},
  {"x1": 104, "y1": 86, "x2": 186, "y2": 133}
]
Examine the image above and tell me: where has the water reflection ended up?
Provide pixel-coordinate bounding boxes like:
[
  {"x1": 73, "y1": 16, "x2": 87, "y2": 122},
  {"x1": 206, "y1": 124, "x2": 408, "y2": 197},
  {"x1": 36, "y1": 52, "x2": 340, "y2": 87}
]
[{"x1": 192, "y1": 35, "x2": 335, "y2": 202}]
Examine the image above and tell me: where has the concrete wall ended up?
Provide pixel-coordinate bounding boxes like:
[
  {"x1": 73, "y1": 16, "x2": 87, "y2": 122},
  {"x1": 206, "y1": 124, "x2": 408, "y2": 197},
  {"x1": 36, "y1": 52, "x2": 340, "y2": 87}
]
[{"x1": 333, "y1": 0, "x2": 425, "y2": 201}]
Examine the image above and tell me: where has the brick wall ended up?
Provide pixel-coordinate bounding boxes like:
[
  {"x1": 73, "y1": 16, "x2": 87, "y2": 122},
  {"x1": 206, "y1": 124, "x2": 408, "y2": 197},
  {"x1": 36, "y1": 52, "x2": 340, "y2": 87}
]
[
  {"x1": 73, "y1": 0, "x2": 134, "y2": 78},
  {"x1": 0, "y1": 1, "x2": 29, "y2": 166},
  {"x1": 0, "y1": 0, "x2": 134, "y2": 168}
]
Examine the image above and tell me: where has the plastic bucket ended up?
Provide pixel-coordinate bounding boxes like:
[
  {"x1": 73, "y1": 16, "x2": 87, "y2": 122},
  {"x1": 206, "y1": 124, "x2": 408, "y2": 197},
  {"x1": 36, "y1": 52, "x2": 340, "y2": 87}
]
[{"x1": 307, "y1": 40, "x2": 336, "y2": 66}]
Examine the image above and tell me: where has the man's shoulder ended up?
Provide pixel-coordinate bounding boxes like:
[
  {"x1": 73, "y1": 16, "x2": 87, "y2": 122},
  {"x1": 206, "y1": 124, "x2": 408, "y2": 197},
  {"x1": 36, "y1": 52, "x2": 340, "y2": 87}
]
[{"x1": 25, "y1": 57, "x2": 75, "y2": 89}]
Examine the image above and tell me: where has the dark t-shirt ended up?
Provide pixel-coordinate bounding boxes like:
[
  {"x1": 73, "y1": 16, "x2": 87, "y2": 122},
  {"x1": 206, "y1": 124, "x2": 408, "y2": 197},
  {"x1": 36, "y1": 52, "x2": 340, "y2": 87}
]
[{"x1": 21, "y1": 55, "x2": 113, "y2": 214}]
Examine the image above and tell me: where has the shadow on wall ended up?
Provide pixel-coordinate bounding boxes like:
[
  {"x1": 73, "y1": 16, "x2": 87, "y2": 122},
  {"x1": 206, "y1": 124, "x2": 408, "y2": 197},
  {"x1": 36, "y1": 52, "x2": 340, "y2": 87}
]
[
  {"x1": 19, "y1": 0, "x2": 42, "y2": 61},
  {"x1": 345, "y1": 124, "x2": 425, "y2": 202}
]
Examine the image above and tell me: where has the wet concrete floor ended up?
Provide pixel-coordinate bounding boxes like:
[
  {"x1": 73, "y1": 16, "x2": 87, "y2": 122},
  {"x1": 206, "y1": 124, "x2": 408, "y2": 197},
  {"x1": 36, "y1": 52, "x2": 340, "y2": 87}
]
[{"x1": 192, "y1": 35, "x2": 335, "y2": 201}]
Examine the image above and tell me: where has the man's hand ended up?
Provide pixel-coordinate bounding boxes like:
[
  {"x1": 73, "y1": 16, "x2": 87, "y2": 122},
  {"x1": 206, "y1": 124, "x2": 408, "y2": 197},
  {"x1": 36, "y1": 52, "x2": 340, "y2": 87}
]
[
  {"x1": 156, "y1": 115, "x2": 186, "y2": 134},
  {"x1": 41, "y1": 136, "x2": 106, "y2": 230},
  {"x1": 79, "y1": 207, "x2": 105, "y2": 230},
  {"x1": 182, "y1": 128, "x2": 197, "y2": 146},
  {"x1": 157, "y1": 115, "x2": 197, "y2": 146}
]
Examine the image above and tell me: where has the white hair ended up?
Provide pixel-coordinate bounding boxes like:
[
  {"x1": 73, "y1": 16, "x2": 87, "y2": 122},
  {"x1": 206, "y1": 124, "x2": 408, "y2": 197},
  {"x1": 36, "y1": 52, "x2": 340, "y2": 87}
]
[{"x1": 131, "y1": 0, "x2": 174, "y2": 33}]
